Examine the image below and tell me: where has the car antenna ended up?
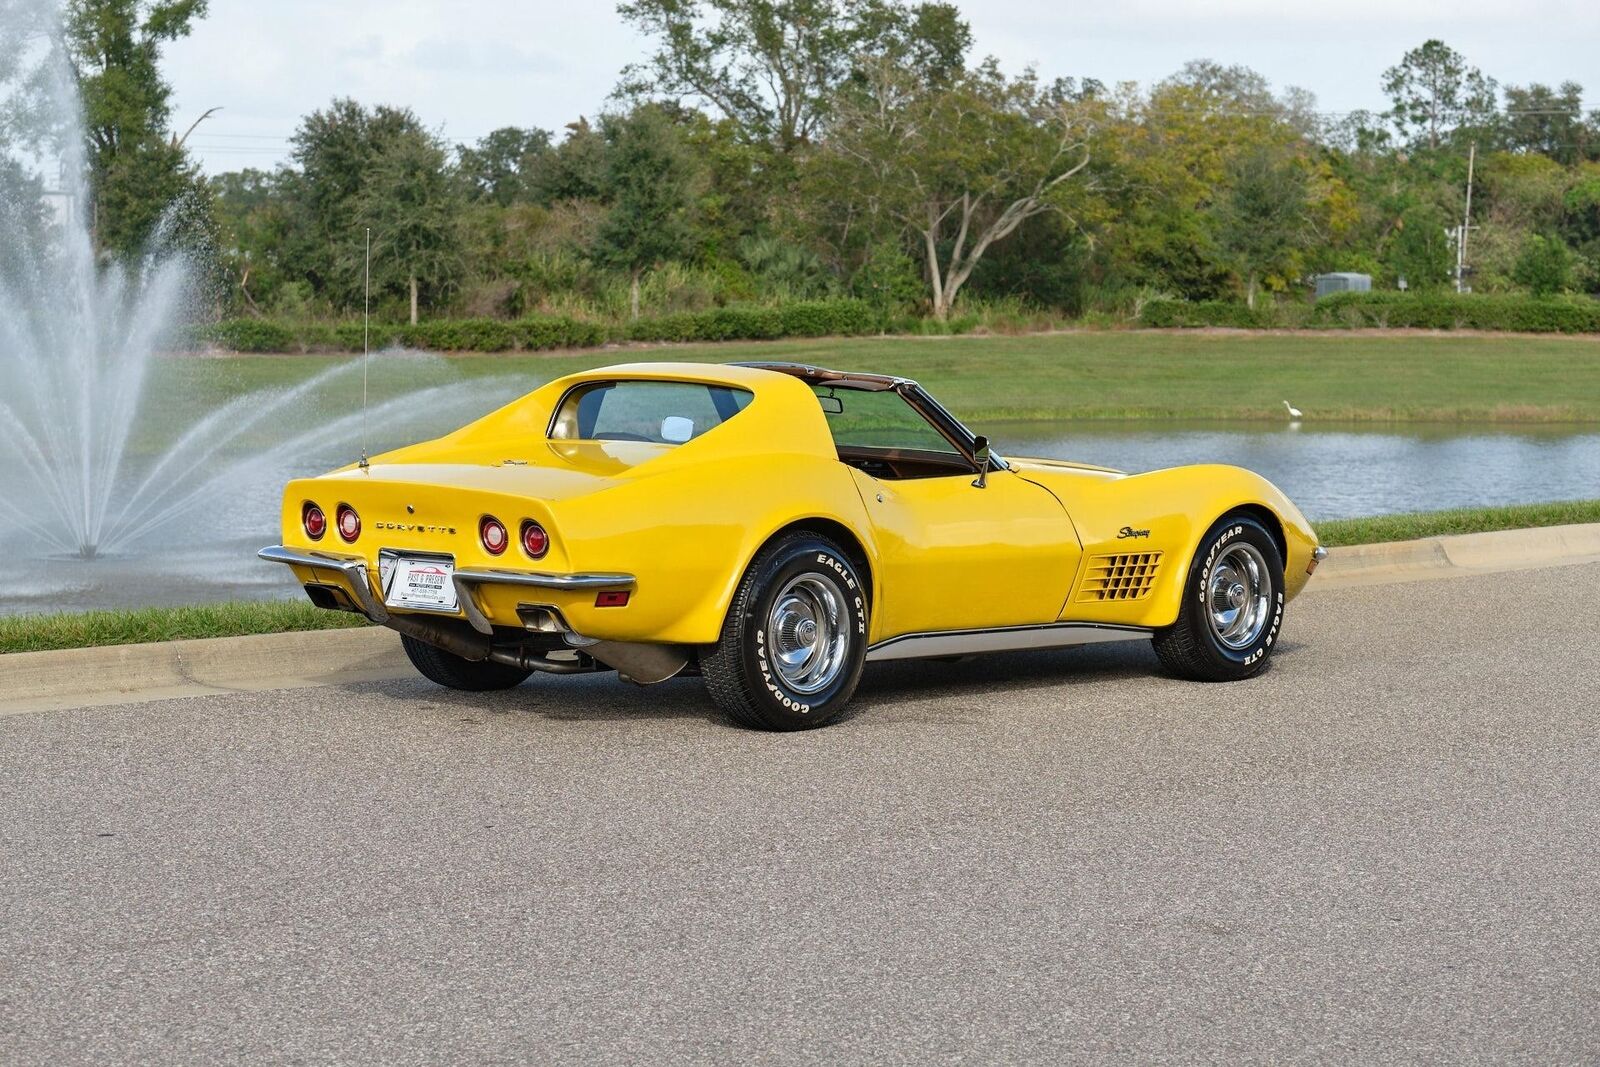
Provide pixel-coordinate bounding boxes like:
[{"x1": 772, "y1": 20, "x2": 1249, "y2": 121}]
[{"x1": 359, "y1": 226, "x2": 371, "y2": 470}]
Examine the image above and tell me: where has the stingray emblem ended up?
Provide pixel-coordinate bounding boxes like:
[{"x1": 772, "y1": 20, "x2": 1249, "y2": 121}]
[{"x1": 1117, "y1": 525, "x2": 1151, "y2": 539}]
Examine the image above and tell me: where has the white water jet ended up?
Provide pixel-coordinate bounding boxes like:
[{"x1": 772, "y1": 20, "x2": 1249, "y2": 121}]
[{"x1": 0, "y1": 4, "x2": 529, "y2": 607}]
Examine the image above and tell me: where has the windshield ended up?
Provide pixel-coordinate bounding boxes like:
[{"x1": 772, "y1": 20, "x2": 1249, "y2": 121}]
[{"x1": 551, "y1": 381, "x2": 753, "y2": 444}]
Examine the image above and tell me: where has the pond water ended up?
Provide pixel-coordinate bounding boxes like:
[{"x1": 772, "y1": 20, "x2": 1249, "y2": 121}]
[
  {"x1": 989, "y1": 421, "x2": 1600, "y2": 521},
  {"x1": 7, "y1": 414, "x2": 1598, "y2": 614}
]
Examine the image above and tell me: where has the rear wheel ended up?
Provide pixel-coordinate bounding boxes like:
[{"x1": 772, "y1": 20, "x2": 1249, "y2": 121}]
[
  {"x1": 701, "y1": 533, "x2": 868, "y2": 730},
  {"x1": 401, "y1": 634, "x2": 532, "y2": 692},
  {"x1": 1153, "y1": 515, "x2": 1285, "y2": 682}
]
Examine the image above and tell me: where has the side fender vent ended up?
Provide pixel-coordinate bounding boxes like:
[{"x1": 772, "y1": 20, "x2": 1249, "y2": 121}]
[{"x1": 1078, "y1": 552, "x2": 1163, "y2": 602}]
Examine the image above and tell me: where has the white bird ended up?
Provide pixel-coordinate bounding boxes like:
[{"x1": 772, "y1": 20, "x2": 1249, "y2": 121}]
[{"x1": 1282, "y1": 400, "x2": 1303, "y2": 420}]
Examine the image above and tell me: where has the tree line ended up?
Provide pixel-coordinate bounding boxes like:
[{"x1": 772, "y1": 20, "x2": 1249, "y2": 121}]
[{"x1": 15, "y1": 1, "x2": 1600, "y2": 325}]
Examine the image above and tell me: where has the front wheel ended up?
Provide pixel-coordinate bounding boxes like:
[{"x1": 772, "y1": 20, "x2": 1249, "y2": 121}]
[
  {"x1": 701, "y1": 533, "x2": 869, "y2": 730},
  {"x1": 1153, "y1": 515, "x2": 1285, "y2": 682}
]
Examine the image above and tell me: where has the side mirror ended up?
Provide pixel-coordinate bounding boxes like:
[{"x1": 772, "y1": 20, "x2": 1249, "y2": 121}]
[{"x1": 971, "y1": 435, "x2": 991, "y2": 489}]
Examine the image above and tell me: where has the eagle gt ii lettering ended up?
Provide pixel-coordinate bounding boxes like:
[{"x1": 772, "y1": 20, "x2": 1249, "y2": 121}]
[{"x1": 259, "y1": 361, "x2": 1326, "y2": 731}]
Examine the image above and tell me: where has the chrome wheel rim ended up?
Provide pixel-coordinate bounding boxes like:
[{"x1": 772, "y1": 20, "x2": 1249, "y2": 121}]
[
  {"x1": 766, "y1": 574, "x2": 849, "y2": 695},
  {"x1": 1206, "y1": 543, "x2": 1272, "y2": 650}
]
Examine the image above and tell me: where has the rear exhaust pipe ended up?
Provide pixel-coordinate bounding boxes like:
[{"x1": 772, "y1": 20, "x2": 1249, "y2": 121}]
[
  {"x1": 381, "y1": 613, "x2": 493, "y2": 661},
  {"x1": 383, "y1": 612, "x2": 607, "y2": 676}
]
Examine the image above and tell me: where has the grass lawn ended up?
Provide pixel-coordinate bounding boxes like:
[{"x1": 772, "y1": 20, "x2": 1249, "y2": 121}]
[
  {"x1": 4, "y1": 498, "x2": 1595, "y2": 654},
  {"x1": 1314, "y1": 499, "x2": 1600, "y2": 547},
  {"x1": 0, "y1": 601, "x2": 369, "y2": 655},
  {"x1": 157, "y1": 329, "x2": 1600, "y2": 424}
]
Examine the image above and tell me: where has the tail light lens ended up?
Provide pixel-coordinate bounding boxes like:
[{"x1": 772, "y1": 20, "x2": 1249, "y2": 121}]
[
  {"x1": 336, "y1": 504, "x2": 360, "y2": 543},
  {"x1": 520, "y1": 521, "x2": 549, "y2": 559},
  {"x1": 480, "y1": 516, "x2": 509, "y2": 555},
  {"x1": 302, "y1": 503, "x2": 326, "y2": 541}
]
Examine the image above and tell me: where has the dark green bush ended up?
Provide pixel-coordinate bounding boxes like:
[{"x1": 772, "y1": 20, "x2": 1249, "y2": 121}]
[
  {"x1": 183, "y1": 319, "x2": 297, "y2": 352},
  {"x1": 1308, "y1": 292, "x2": 1600, "y2": 333},
  {"x1": 1138, "y1": 300, "x2": 1274, "y2": 329},
  {"x1": 192, "y1": 300, "x2": 880, "y2": 355},
  {"x1": 625, "y1": 299, "x2": 879, "y2": 344},
  {"x1": 1140, "y1": 293, "x2": 1600, "y2": 333}
]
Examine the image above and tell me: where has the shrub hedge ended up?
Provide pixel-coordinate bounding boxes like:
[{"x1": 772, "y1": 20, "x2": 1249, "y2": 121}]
[
  {"x1": 181, "y1": 299, "x2": 884, "y2": 354},
  {"x1": 1137, "y1": 300, "x2": 1277, "y2": 329},
  {"x1": 1307, "y1": 291, "x2": 1600, "y2": 332},
  {"x1": 1141, "y1": 292, "x2": 1600, "y2": 333}
]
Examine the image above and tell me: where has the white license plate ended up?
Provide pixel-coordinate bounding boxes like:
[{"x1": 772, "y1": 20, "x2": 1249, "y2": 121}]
[{"x1": 381, "y1": 554, "x2": 458, "y2": 612}]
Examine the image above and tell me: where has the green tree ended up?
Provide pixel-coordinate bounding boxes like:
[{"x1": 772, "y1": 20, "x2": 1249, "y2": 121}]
[
  {"x1": 1382, "y1": 40, "x2": 1497, "y2": 151},
  {"x1": 290, "y1": 99, "x2": 430, "y2": 306},
  {"x1": 457, "y1": 126, "x2": 551, "y2": 205},
  {"x1": 616, "y1": 0, "x2": 970, "y2": 152},
  {"x1": 593, "y1": 106, "x2": 701, "y2": 319},
  {"x1": 528, "y1": 118, "x2": 608, "y2": 204},
  {"x1": 63, "y1": 0, "x2": 212, "y2": 255},
  {"x1": 1385, "y1": 203, "x2": 1454, "y2": 289},
  {"x1": 1212, "y1": 147, "x2": 1311, "y2": 307},
  {"x1": 809, "y1": 58, "x2": 1090, "y2": 319},
  {"x1": 352, "y1": 126, "x2": 465, "y2": 324},
  {"x1": 1511, "y1": 234, "x2": 1572, "y2": 295},
  {"x1": 1499, "y1": 82, "x2": 1591, "y2": 165}
]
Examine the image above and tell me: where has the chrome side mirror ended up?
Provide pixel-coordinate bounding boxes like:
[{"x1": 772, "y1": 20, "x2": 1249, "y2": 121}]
[{"x1": 972, "y1": 435, "x2": 991, "y2": 489}]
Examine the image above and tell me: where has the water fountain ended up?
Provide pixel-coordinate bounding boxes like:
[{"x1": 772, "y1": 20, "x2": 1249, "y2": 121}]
[{"x1": 0, "y1": 2, "x2": 523, "y2": 612}]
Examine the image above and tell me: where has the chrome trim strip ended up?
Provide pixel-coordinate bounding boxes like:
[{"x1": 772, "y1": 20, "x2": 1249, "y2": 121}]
[
  {"x1": 453, "y1": 568, "x2": 636, "y2": 590},
  {"x1": 865, "y1": 622, "x2": 1152, "y2": 662},
  {"x1": 258, "y1": 545, "x2": 388, "y2": 622},
  {"x1": 452, "y1": 569, "x2": 637, "y2": 635}
]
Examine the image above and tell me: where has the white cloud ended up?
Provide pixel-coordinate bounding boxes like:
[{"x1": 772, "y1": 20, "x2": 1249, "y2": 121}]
[{"x1": 162, "y1": 0, "x2": 1598, "y2": 174}]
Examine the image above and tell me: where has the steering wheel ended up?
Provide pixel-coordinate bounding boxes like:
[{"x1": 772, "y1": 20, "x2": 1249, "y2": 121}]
[{"x1": 593, "y1": 431, "x2": 655, "y2": 442}]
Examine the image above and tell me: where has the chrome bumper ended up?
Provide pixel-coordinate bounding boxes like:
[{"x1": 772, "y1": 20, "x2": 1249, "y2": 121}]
[
  {"x1": 1308, "y1": 544, "x2": 1329, "y2": 575},
  {"x1": 257, "y1": 545, "x2": 635, "y2": 634}
]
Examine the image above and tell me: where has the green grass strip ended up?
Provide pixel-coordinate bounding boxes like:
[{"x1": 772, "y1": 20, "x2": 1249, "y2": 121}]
[
  {"x1": 3, "y1": 499, "x2": 1597, "y2": 654},
  {"x1": 0, "y1": 600, "x2": 370, "y2": 655},
  {"x1": 1316, "y1": 499, "x2": 1600, "y2": 547}
]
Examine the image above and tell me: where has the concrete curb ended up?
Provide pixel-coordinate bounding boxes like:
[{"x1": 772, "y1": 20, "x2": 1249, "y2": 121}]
[
  {"x1": 1312, "y1": 521, "x2": 1600, "y2": 589},
  {"x1": 4, "y1": 522, "x2": 1598, "y2": 713},
  {"x1": 0, "y1": 627, "x2": 405, "y2": 715}
]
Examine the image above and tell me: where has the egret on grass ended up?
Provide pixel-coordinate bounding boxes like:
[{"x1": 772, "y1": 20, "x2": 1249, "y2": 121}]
[{"x1": 1283, "y1": 400, "x2": 1303, "y2": 419}]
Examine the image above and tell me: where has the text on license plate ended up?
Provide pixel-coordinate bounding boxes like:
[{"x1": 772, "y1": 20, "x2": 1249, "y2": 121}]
[{"x1": 381, "y1": 555, "x2": 458, "y2": 611}]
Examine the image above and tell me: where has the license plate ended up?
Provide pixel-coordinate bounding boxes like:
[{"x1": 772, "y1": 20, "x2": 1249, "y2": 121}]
[{"x1": 380, "y1": 553, "x2": 458, "y2": 612}]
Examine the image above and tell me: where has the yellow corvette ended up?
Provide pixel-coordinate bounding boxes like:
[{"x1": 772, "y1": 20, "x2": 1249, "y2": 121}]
[{"x1": 261, "y1": 361, "x2": 1326, "y2": 729}]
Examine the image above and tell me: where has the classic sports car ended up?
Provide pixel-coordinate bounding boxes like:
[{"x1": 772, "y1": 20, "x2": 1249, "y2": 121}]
[{"x1": 261, "y1": 361, "x2": 1326, "y2": 730}]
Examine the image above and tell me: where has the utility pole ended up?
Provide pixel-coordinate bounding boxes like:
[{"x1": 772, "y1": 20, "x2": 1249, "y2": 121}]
[{"x1": 1455, "y1": 140, "x2": 1477, "y2": 293}]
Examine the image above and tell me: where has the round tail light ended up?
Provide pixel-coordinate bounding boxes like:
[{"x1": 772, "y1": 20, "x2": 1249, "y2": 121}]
[
  {"x1": 520, "y1": 521, "x2": 549, "y2": 559},
  {"x1": 480, "y1": 516, "x2": 508, "y2": 555},
  {"x1": 336, "y1": 504, "x2": 360, "y2": 543},
  {"x1": 302, "y1": 503, "x2": 326, "y2": 541}
]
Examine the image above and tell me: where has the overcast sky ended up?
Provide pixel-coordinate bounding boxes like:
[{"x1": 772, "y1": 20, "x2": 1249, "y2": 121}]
[{"x1": 162, "y1": 0, "x2": 1600, "y2": 174}]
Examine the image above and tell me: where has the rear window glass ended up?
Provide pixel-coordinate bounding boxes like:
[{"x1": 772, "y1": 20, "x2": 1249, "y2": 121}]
[{"x1": 550, "y1": 381, "x2": 753, "y2": 444}]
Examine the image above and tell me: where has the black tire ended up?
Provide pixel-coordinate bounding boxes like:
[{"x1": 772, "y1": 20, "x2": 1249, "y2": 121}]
[
  {"x1": 1153, "y1": 514, "x2": 1285, "y2": 682},
  {"x1": 701, "y1": 533, "x2": 869, "y2": 730},
  {"x1": 400, "y1": 633, "x2": 532, "y2": 692}
]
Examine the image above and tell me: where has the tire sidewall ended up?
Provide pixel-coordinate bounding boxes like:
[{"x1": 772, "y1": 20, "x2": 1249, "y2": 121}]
[
  {"x1": 1187, "y1": 517, "x2": 1285, "y2": 674},
  {"x1": 740, "y1": 540, "x2": 868, "y2": 724}
]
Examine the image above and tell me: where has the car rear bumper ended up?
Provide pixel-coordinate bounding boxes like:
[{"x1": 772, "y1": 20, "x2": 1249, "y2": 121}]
[{"x1": 257, "y1": 545, "x2": 635, "y2": 635}]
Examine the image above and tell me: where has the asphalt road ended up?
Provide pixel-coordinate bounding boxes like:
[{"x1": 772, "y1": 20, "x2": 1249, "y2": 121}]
[{"x1": 2, "y1": 564, "x2": 1598, "y2": 1065}]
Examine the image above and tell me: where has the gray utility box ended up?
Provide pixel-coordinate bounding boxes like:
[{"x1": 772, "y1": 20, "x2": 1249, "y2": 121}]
[{"x1": 1314, "y1": 272, "x2": 1372, "y2": 299}]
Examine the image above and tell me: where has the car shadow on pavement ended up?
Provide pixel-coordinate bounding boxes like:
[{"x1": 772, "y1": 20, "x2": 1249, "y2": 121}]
[
  {"x1": 352, "y1": 673, "x2": 732, "y2": 728},
  {"x1": 346, "y1": 635, "x2": 1310, "y2": 729}
]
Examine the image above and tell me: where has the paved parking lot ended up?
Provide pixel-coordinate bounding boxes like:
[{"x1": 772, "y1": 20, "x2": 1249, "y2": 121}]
[{"x1": 2, "y1": 564, "x2": 1597, "y2": 1064}]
